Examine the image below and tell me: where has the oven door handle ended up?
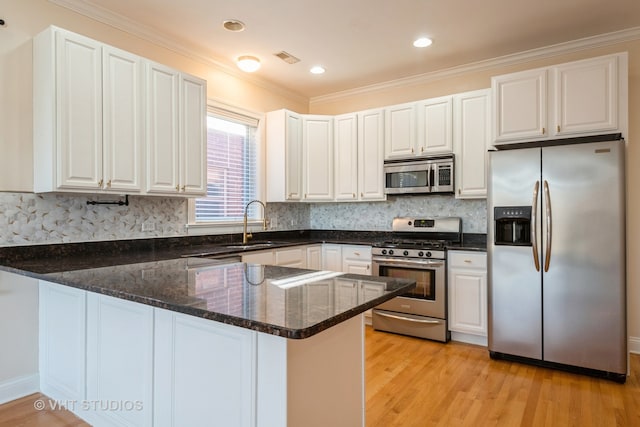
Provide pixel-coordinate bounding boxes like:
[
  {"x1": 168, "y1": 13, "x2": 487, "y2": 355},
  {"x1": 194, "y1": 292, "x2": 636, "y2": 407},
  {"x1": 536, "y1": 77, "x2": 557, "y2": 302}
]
[
  {"x1": 372, "y1": 258, "x2": 445, "y2": 268},
  {"x1": 375, "y1": 311, "x2": 442, "y2": 324}
]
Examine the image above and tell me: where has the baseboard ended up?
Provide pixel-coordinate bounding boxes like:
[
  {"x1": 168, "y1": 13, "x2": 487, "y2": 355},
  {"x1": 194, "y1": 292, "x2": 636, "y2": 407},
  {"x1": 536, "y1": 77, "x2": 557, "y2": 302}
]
[
  {"x1": 451, "y1": 331, "x2": 488, "y2": 347},
  {"x1": 0, "y1": 374, "x2": 40, "y2": 405},
  {"x1": 629, "y1": 336, "x2": 640, "y2": 354}
]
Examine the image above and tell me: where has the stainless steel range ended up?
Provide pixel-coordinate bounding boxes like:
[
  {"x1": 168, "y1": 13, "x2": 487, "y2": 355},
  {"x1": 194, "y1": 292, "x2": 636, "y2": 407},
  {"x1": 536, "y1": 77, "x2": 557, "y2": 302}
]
[{"x1": 372, "y1": 217, "x2": 461, "y2": 342}]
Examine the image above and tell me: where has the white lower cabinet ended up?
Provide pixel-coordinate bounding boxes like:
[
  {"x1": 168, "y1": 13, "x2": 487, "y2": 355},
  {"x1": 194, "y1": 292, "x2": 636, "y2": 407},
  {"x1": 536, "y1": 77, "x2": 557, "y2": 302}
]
[
  {"x1": 341, "y1": 245, "x2": 372, "y2": 275},
  {"x1": 241, "y1": 249, "x2": 275, "y2": 265},
  {"x1": 274, "y1": 246, "x2": 306, "y2": 268},
  {"x1": 321, "y1": 244, "x2": 343, "y2": 272},
  {"x1": 306, "y1": 245, "x2": 323, "y2": 270},
  {"x1": 448, "y1": 251, "x2": 488, "y2": 346},
  {"x1": 86, "y1": 293, "x2": 154, "y2": 427},
  {"x1": 154, "y1": 308, "x2": 256, "y2": 427},
  {"x1": 39, "y1": 282, "x2": 87, "y2": 404}
]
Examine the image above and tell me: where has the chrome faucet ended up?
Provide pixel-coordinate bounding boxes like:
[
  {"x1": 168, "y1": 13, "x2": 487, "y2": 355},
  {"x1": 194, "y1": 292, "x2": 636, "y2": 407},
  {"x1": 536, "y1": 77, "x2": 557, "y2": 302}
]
[{"x1": 243, "y1": 200, "x2": 268, "y2": 244}]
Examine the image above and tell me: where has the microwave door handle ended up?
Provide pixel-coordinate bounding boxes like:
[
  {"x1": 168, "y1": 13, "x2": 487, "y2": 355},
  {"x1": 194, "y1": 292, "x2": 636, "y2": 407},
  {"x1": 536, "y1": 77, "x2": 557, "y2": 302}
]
[{"x1": 429, "y1": 164, "x2": 435, "y2": 191}]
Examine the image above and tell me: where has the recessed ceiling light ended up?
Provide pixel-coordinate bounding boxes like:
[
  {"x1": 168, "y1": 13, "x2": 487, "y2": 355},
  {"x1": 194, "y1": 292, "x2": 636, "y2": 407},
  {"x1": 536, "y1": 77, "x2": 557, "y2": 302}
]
[
  {"x1": 310, "y1": 66, "x2": 325, "y2": 75},
  {"x1": 237, "y1": 56, "x2": 261, "y2": 72},
  {"x1": 223, "y1": 20, "x2": 245, "y2": 32},
  {"x1": 413, "y1": 37, "x2": 433, "y2": 48}
]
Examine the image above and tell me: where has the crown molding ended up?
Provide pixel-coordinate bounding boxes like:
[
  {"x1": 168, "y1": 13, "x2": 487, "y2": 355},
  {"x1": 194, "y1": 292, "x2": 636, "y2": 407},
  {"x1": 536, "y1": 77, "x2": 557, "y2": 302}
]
[
  {"x1": 48, "y1": 0, "x2": 309, "y2": 106},
  {"x1": 310, "y1": 26, "x2": 640, "y2": 106}
]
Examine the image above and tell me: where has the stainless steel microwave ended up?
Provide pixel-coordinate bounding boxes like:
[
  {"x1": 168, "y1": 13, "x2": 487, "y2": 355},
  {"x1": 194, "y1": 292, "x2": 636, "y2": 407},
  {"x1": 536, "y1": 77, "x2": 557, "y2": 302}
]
[{"x1": 383, "y1": 155, "x2": 454, "y2": 195}]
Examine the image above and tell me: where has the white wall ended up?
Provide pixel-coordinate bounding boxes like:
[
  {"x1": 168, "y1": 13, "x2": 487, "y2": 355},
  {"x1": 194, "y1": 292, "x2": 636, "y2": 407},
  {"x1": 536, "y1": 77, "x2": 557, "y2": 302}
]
[{"x1": 0, "y1": 272, "x2": 39, "y2": 404}]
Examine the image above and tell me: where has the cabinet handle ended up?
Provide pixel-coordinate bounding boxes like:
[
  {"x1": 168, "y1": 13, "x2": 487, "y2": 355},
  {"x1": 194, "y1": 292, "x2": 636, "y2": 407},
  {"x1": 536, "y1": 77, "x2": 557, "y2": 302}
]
[
  {"x1": 542, "y1": 127, "x2": 546, "y2": 134},
  {"x1": 354, "y1": 252, "x2": 360, "y2": 256},
  {"x1": 98, "y1": 179, "x2": 103, "y2": 188},
  {"x1": 175, "y1": 185, "x2": 180, "y2": 192},
  {"x1": 420, "y1": 147, "x2": 424, "y2": 153},
  {"x1": 181, "y1": 185, "x2": 186, "y2": 192},
  {"x1": 458, "y1": 188, "x2": 461, "y2": 195},
  {"x1": 557, "y1": 125, "x2": 561, "y2": 133},
  {"x1": 366, "y1": 264, "x2": 370, "y2": 270},
  {"x1": 411, "y1": 148, "x2": 414, "y2": 154},
  {"x1": 464, "y1": 260, "x2": 472, "y2": 264},
  {"x1": 360, "y1": 192, "x2": 364, "y2": 198},
  {"x1": 106, "y1": 180, "x2": 111, "y2": 189},
  {"x1": 352, "y1": 193, "x2": 356, "y2": 198}
]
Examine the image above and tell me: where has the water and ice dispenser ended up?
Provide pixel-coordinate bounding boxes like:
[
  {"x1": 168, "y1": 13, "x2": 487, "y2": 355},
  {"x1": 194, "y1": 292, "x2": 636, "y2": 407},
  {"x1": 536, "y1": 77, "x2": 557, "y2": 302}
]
[{"x1": 494, "y1": 206, "x2": 532, "y2": 246}]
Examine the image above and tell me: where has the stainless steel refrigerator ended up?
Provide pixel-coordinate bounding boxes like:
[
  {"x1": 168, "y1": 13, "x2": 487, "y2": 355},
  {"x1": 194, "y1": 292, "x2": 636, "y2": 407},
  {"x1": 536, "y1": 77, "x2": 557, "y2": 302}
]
[{"x1": 487, "y1": 135, "x2": 627, "y2": 382}]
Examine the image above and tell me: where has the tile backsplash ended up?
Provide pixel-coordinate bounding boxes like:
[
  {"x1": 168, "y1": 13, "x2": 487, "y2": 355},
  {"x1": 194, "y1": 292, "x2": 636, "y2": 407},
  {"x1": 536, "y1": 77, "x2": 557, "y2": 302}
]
[{"x1": 0, "y1": 192, "x2": 486, "y2": 247}]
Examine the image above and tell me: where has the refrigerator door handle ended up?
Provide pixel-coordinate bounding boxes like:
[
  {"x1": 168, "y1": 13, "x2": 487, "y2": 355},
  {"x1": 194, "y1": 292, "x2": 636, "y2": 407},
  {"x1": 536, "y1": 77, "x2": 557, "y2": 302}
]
[
  {"x1": 531, "y1": 181, "x2": 541, "y2": 272},
  {"x1": 543, "y1": 180, "x2": 552, "y2": 272}
]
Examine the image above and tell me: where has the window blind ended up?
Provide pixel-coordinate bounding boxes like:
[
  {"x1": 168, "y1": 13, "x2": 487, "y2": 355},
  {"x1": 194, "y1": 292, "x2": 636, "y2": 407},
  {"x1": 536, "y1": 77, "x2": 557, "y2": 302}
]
[{"x1": 194, "y1": 109, "x2": 259, "y2": 222}]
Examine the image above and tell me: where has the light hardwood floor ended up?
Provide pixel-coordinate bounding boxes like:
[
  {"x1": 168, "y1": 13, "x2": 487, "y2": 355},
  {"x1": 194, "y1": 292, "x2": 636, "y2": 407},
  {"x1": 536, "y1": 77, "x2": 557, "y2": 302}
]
[
  {"x1": 365, "y1": 327, "x2": 640, "y2": 427},
  {"x1": 1, "y1": 327, "x2": 638, "y2": 426}
]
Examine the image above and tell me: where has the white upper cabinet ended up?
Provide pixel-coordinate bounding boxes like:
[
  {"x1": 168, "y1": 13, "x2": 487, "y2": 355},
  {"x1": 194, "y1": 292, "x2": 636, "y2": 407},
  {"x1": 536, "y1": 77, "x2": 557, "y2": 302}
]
[
  {"x1": 333, "y1": 109, "x2": 385, "y2": 202},
  {"x1": 146, "y1": 62, "x2": 207, "y2": 196},
  {"x1": 416, "y1": 96, "x2": 453, "y2": 155},
  {"x1": 357, "y1": 109, "x2": 385, "y2": 201},
  {"x1": 554, "y1": 55, "x2": 619, "y2": 136},
  {"x1": 303, "y1": 115, "x2": 334, "y2": 201},
  {"x1": 492, "y1": 68, "x2": 547, "y2": 143},
  {"x1": 453, "y1": 89, "x2": 491, "y2": 199},
  {"x1": 34, "y1": 27, "x2": 104, "y2": 193},
  {"x1": 334, "y1": 113, "x2": 358, "y2": 201},
  {"x1": 33, "y1": 26, "x2": 206, "y2": 197},
  {"x1": 266, "y1": 109, "x2": 303, "y2": 202},
  {"x1": 102, "y1": 46, "x2": 143, "y2": 193},
  {"x1": 384, "y1": 102, "x2": 416, "y2": 158},
  {"x1": 492, "y1": 53, "x2": 627, "y2": 145}
]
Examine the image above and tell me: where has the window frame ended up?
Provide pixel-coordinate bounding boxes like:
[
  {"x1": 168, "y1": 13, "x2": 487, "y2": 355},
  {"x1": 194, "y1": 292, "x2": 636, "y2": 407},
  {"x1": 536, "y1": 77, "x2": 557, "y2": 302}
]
[{"x1": 187, "y1": 100, "x2": 266, "y2": 236}]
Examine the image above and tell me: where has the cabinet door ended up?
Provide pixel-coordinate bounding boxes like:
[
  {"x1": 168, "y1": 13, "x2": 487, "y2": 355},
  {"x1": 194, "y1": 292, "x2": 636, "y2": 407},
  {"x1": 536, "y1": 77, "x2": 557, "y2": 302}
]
[
  {"x1": 102, "y1": 45, "x2": 143, "y2": 193},
  {"x1": 55, "y1": 30, "x2": 103, "y2": 190},
  {"x1": 358, "y1": 109, "x2": 386, "y2": 201},
  {"x1": 334, "y1": 279, "x2": 359, "y2": 312},
  {"x1": 417, "y1": 96, "x2": 453, "y2": 155},
  {"x1": 322, "y1": 244, "x2": 343, "y2": 272},
  {"x1": 554, "y1": 55, "x2": 618, "y2": 136},
  {"x1": 448, "y1": 252, "x2": 487, "y2": 337},
  {"x1": 453, "y1": 89, "x2": 491, "y2": 199},
  {"x1": 154, "y1": 309, "x2": 256, "y2": 427},
  {"x1": 342, "y1": 245, "x2": 372, "y2": 275},
  {"x1": 285, "y1": 112, "x2": 304, "y2": 201},
  {"x1": 39, "y1": 281, "x2": 86, "y2": 403},
  {"x1": 334, "y1": 113, "x2": 358, "y2": 201},
  {"x1": 242, "y1": 250, "x2": 275, "y2": 265},
  {"x1": 86, "y1": 293, "x2": 154, "y2": 427},
  {"x1": 146, "y1": 61, "x2": 180, "y2": 194},
  {"x1": 385, "y1": 103, "x2": 416, "y2": 158},
  {"x1": 180, "y1": 74, "x2": 207, "y2": 195},
  {"x1": 274, "y1": 247, "x2": 306, "y2": 268},
  {"x1": 303, "y1": 116, "x2": 334, "y2": 201},
  {"x1": 492, "y1": 68, "x2": 548, "y2": 142},
  {"x1": 306, "y1": 245, "x2": 323, "y2": 270}
]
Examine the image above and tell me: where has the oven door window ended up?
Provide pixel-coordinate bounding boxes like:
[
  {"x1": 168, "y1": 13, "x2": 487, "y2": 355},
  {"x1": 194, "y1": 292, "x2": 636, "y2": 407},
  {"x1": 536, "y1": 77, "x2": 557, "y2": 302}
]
[{"x1": 378, "y1": 265, "x2": 435, "y2": 300}]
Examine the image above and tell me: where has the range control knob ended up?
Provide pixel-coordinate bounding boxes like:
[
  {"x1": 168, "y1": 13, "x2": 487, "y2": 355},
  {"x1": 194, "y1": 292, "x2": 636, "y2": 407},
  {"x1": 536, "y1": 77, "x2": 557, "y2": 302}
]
[
  {"x1": 426, "y1": 251, "x2": 432, "y2": 258},
  {"x1": 403, "y1": 250, "x2": 409, "y2": 256},
  {"x1": 418, "y1": 251, "x2": 424, "y2": 257},
  {"x1": 381, "y1": 249, "x2": 387, "y2": 255},
  {"x1": 389, "y1": 249, "x2": 394, "y2": 255}
]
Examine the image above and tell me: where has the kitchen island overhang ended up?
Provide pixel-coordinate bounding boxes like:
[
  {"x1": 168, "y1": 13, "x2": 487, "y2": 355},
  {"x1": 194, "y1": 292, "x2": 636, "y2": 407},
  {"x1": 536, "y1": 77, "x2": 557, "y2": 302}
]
[{"x1": 3, "y1": 257, "x2": 415, "y2": 427}]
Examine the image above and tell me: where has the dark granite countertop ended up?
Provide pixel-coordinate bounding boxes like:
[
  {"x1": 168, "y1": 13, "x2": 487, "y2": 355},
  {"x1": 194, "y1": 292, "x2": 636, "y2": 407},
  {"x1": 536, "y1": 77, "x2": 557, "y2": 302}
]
[{"x1": 9, "y1": 256, "x2": 414, "y2": 339}]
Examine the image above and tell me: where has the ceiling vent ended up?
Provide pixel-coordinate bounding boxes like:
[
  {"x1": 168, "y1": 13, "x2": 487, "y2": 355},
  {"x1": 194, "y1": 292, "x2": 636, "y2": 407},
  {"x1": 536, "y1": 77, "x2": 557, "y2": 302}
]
[{"x1": 274, "y1": 51, "x2": 301, "y2": 64}]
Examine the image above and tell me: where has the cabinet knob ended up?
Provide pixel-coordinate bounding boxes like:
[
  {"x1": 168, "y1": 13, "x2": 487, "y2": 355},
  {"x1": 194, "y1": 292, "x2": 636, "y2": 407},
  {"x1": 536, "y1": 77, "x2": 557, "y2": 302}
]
[
  {"x1": 420, "y1": 147, "x2": 424, "y2": 153},
  {"x1": 352, "y1": 193, "x2": 356, "y2": 198},
  {"x1": 106, "y1": 180, "x2": 111, "y2": 189},
  {"x1": 458, "y1": 188, "x2": 461, "y2": 195},
  {"x1": 366, "y1": 265, "x2": 370, "y2": 270},
  {"x1": 542, "y1": 127, "x2": 546, "y2": 134},
  {"x1": 181, "y1": 185, "x2": 186, "y2": 192},
  {"x1": 175, "y1": 185, "x2": 180, "y2": 192},
  {"x1": 557, "y1": 125, "x2": 561, "y2": 133},
  {"x1": 98, "y1": 179, "x2": 103, "y2": 188},
  {"x1": 411, "y1": 148, "x2": 414, "y2": 154},
  {"x1": 354, "y1": 252, "x2": 360, "y2": 256},
  {"x1": 360, "y1": 192, "x2": 363, "y2": 198}
]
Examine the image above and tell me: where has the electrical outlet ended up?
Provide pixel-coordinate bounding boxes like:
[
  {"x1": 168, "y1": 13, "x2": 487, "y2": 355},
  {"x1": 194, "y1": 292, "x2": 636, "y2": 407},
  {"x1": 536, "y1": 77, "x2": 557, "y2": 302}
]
[{"x1": 142, "y1": 221, "x2": 155, "y2": 232}]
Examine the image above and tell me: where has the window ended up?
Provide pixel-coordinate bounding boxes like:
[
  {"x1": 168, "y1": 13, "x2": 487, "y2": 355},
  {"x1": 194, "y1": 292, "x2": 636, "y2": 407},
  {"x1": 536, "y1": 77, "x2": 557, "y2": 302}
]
[{"x1": 192, "y1": 106, "x2": 260, "y2": 224}]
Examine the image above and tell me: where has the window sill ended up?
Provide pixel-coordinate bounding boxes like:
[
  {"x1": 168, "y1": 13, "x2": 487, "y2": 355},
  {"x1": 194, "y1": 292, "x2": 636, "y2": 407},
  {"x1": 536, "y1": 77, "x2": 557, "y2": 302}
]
[{"x1": 186, "y1": 221, "x2": 265, "y2": 236}]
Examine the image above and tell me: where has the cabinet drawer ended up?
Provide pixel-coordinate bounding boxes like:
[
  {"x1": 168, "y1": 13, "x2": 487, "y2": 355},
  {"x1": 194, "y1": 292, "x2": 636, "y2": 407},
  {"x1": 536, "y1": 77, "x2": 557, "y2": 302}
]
[
  {"x1": 448, "y1": 251, "x2": 486, "y2": 269},
  {"x1": 342, "y1": 245, "x2": 372, "y2": 260}
]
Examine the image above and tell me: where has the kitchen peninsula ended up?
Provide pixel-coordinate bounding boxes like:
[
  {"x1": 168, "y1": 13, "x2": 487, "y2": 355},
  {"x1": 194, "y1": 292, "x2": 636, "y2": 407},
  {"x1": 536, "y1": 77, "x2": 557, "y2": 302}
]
[{"x1": 0, "y1": 246, "x2": 414, "y2": 427}]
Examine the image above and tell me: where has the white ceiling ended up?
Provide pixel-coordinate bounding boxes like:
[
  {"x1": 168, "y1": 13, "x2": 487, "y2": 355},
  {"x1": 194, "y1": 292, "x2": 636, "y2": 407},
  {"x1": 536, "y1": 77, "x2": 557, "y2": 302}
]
[{"x1": 53, "y1": 0, "x2": 640, "y2": 99}]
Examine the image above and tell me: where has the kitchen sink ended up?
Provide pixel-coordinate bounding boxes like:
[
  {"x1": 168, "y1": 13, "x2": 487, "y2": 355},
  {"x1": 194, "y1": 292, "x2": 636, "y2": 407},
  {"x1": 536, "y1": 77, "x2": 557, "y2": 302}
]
[{"x1": 225, "y1": 241, "x2": 283, "y2": 250}]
